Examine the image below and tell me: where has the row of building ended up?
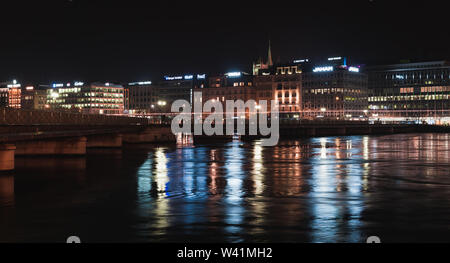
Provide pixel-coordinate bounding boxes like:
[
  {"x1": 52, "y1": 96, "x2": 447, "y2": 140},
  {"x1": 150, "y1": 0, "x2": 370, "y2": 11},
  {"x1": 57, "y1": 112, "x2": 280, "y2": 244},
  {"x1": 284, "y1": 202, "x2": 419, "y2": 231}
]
[{"x1": 1, "y1": 48, "x2": 449, "y2": 123}]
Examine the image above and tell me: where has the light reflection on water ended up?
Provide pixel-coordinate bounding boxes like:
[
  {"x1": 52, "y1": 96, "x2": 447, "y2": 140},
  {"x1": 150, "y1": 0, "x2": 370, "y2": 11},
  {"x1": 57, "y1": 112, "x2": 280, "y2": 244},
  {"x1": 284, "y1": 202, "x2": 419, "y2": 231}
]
[{"x1": 1, "y1": 133, "x2": 450, "y2": 243}]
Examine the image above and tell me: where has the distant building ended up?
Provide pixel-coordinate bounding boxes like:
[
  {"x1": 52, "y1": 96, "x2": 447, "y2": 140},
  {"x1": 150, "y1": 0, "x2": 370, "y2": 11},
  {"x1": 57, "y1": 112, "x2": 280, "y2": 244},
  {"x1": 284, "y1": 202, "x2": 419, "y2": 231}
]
[
  {"x1": 126, "y1": 81, "x2": 158, "y2": 114},
  {"x1": 253, "y1": 57, "x2": 368, "y2": 119},
  {"x1": 253, "y1": 64, "x2": 302, "y2": 118},
  {"x1": 201, "y1": 72, "x2": 255, "y2": 108},
  {"x1": 252, "y1": 41, "x2": 274, "y2": 75},
  {"x1": 21, "y1": 85, "x2": 48, "y2": 110},
  {"x1": 158, "y1": 74, "x2": 207, "y2": 108},
  {"x1": 302, "y1": 57, "x2": 368, "y2": 119},
  {"x1": 0, "y1": 80, "x2": 22, "y2": 109},
  {"x1": 46, "y1": 82, "x2": 125, "y2": 115},
  {"x1": 367, "y1": 61, "x2": 450, "y2": 123}
]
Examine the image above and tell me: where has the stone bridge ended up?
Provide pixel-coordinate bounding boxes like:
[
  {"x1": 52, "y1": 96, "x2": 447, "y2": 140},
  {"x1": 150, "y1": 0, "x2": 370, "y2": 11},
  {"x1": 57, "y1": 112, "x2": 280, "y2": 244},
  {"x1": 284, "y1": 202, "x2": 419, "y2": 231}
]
[{"x1": 0, "y1": 108, "x2": 175, "y2": 171}]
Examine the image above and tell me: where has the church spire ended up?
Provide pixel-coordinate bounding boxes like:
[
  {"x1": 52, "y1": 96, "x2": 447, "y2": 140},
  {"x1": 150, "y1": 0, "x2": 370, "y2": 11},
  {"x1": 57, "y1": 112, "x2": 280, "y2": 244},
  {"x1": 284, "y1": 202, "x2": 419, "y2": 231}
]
[{"x1": 267, "y1": 40, "x2": 273, "y2": 66}]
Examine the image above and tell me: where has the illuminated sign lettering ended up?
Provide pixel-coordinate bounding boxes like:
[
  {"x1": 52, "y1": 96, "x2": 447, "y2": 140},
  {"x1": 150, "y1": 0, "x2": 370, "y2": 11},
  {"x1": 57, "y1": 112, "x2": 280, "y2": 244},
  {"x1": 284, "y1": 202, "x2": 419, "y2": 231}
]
[
  {"x1": 348, "y1": 67, "x2": 360, "y2": 73},
  {"x1": 313, "y1": 66, "x2": 334, "y2": 73},
  {"x1": 184, "y1": 75, "x2": 194, "y2": 80},
  {"x1": 293, "y1": 59, "x2": 309, "y2": 63},
  {"x1": 226, "y1": 72, "x2": 241, "y2": 77},
  {"x1": 197, "y1": 74, "x2": 206, "y2": 79},
  {"x1": 165, "y1": 76, "x2": 183, "y2": 81},
  {"x1": 52, "y1": 83, "x2": 64, "y2": 88},
  {"x1": 129, "y1": 81, "x2": 152, "y2": 86},
  {"x1": 74, "y1": 82, "x2": 84, "y2": 86},
  {"x1": 328, "y1": 57, "x2": 342, "y2": 61}
]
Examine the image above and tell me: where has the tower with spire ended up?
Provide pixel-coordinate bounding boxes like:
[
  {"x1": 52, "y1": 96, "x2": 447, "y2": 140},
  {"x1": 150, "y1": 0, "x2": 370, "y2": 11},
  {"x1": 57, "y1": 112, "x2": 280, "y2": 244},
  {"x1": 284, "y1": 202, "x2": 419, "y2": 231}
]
[
  {"x1": 267, "y1": 40, "x2": 273, "y2": 66},
  {"x1": 253, "y1": 40, "x2": 274, "y2": 75}
]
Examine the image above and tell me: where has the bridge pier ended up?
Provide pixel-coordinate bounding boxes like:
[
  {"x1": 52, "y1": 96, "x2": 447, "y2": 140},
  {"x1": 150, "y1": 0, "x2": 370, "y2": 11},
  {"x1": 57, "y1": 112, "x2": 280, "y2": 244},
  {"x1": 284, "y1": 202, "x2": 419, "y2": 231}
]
[
  {"x1": 15, "y1": 137, "x2": 87, "y2": 156},
  {"x1": 0, "y1": 144, "x2": 16, "y2": 171},
  {"x1": 87, "y1": 134, "x2": 123, "y2": 148}
]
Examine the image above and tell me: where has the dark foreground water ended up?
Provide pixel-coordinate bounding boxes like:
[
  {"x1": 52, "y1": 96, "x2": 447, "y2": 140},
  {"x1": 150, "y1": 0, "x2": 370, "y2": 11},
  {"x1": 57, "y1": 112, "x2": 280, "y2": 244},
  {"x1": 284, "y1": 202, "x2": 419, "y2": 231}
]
[{"x1": 1, "y1": 133, "x2": 450, "y2": 243}]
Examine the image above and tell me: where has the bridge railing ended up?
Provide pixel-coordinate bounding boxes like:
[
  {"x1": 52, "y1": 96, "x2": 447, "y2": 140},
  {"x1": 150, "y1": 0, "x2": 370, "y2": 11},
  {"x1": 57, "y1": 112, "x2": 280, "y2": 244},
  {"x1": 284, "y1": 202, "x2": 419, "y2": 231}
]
[{"x1": 0, "y1": 107, "x2": 150, "y2": 126}]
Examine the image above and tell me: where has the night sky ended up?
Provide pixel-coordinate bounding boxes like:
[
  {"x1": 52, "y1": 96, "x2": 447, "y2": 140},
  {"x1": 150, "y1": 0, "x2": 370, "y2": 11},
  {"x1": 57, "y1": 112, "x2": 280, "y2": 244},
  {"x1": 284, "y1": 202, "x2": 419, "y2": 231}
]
[{"x1": 1, "y1": 0, "x2": 449, "y2": 84}]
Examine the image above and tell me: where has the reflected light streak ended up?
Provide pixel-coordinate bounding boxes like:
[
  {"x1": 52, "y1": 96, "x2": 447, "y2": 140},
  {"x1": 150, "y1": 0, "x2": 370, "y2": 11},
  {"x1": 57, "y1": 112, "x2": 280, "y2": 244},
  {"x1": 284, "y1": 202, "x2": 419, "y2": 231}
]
[
  {"x1": 320, "y1": 138, "x2": 327, "y2": 159},
  {"x1": 224, "y1": 142, "x2": 245, "y2": 241},
  {"x1": 252, "y1": 142, "x2": 265, "y2": 195}
]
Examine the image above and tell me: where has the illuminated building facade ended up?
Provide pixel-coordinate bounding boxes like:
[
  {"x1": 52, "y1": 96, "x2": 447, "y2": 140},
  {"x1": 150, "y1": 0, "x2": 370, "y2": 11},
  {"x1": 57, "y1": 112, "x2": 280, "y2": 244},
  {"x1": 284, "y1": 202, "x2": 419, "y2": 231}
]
[
  {"x1": 158, "y1": 74, "x2": 207, "y2": 107},
  {"x1": 253, "y1": 64, "x2": 302, "y2": 118},
  {"x1": 0, "y1": 80, "x2": 22, "y2": 108},
  {"x1": 253, "y1": 57, "x2": 367, "y2": 119},
  {"x1": 202, "y1": 72, "x2": 255, "y2": 107},
  {"x1": 21, "y1": 85, "x2": 48, "y2": 110},
  {"x1": 302, "y1": 57, "x2": 368, "y2": 119},
  {"x1": 46, "y1": 82, "x2": 125, "y2": 115},
  {"x1": 126, "y1": 81, "x2": 158, "y2": 114},
  {"x1": 367, "y1": 61, "x2": 450, "y2": 123}
]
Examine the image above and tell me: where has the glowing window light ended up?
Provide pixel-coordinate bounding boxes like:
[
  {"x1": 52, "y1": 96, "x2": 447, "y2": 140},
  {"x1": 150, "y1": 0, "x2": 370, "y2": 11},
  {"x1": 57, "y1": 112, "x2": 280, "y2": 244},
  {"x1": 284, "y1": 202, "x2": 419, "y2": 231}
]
[
  {"x1": 313, "y1": 66, "x2": 334, "y2": 73},
  {"x1": 26, "y1": 86, "x2": 34, "y2": 91}
]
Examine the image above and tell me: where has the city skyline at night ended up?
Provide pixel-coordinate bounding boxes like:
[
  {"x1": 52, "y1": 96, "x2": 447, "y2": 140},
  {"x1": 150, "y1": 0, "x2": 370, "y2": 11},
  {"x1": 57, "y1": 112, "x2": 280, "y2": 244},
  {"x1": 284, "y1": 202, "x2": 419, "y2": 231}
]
[{"x1": 2, "y1": 0, "x2": 450, "y2": 250}]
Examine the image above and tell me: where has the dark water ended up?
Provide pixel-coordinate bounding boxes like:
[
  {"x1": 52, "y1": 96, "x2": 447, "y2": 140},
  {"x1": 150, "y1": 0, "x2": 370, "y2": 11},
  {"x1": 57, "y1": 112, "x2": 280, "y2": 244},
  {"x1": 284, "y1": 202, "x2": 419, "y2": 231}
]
[{"x1": 1, "y1": 133, "x2": 450, "y2": 243}]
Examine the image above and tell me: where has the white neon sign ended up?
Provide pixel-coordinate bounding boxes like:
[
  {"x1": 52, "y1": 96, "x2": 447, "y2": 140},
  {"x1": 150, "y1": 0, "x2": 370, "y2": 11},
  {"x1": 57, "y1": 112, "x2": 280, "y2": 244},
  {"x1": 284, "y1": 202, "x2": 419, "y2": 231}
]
[
  {"x1": 313, "y1": 66, "x2": 334, "y2": 73},
  {"x1": 129, "y1": 81, "x2": 152, "y2": 86},
  {"x1": 294, "y1": 59, "x2": 309, "y2": 63},
  {"x1": 165, "y1": 76, "x2": 183, "y2": 81},
  {"x1": 348, "y1": 67, "x2": 360, "y2": 73},
  {"x1": 226, "y1": 72, "x2": 241, "y2": 77}
]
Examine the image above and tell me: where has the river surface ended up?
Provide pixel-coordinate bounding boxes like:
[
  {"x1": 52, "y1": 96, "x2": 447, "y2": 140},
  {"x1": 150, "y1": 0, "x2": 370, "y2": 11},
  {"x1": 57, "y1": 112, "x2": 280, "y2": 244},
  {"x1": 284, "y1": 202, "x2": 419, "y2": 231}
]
[{"x1": 1, "y1": 133, "x2": 450, "y2": 243}]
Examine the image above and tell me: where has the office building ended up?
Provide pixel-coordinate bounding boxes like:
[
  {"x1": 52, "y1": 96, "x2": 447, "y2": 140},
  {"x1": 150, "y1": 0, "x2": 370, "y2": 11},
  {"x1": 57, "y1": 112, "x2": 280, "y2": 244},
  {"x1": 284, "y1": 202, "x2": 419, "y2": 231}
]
[
  {"x1": 302, "y1": 57, "x2": 368, "y2": 119},
  {"x1": 158, "y1": 74, "x2": 207, "y2": 108},
  {"x1": 367, "y1": 61, "x2": 450, "y2": 123},
  {"x1": 46, "y1": 82, "x2": 125, "y2": 115},
  {"x1": 21, "y1": 85, "x2": 48, "y2": 110},
  {"x1": 126, "y1": 81, "x2": 158, "y2": 114},
  {"x1": 202, "y1": 72, "x2": 255, "y2": 106}
]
